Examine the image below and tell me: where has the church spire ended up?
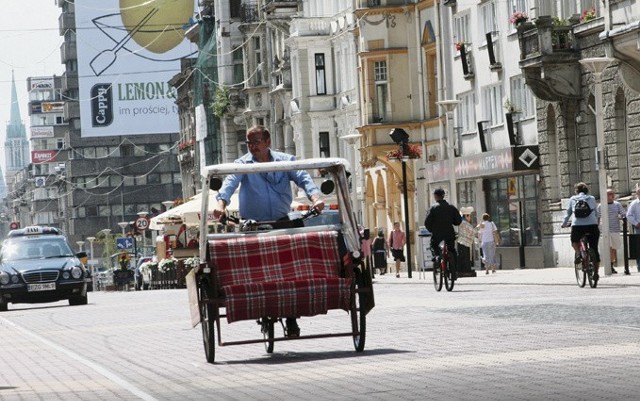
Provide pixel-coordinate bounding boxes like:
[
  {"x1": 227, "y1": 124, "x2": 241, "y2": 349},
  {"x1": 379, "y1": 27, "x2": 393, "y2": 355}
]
[{"x1": 9, "y1": 70, "x2": 22, "y2": 130}]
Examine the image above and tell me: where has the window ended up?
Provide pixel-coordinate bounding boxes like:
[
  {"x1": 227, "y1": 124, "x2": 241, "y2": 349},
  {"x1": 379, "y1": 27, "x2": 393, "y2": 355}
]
[
  {"x1": 96, "y1": 146, "x2": 109, "y2": 158},
  {"x1": 56, "y1": 138, "x2": 65, "y2": 150},
  {"x1": 121, "y1": 144, "x2": 134, "y2": 157},
  {"x1": 319, "y1": 132, "x2": 330, "y2": 158},
  {"x1": 487, "y1": 175, "x2": 540, "y2": 247},
  {"x1": 481, "y1": 84, "x2": 504, "y2": 127},
  {"x1": 230, "y1": 0, "x2": 241, "y2": 18},
  {"x1": 479, "y1": 1, "x2": 497, "y2": 44},
  {"x1": 453, "y1": 11, "x2": 470, "y2": 44},
  {"x1": 254, "y1": 37, "x2": 263, "y2": 86},
  {"x1": 98, "y1": 205, "x2": 111, "y2": 217},
  {"x1": 373, "y1": 60, "x2": 388, "y2": 122},
  {"x1": 457, "y1": 92, "x2": 476, "y2": 134},
  {"x1": 315, "y1": 54, "x2": 326, "y2": 95},
  {"x1": 85, "y1": 206, "x2": 98, "y2": 217},
  {"x1": 509, "y1": 76, "x2": 535, "y2": 119},
  {"x1": 232, "y1": 46, "x2": 244, "y2": 86}
]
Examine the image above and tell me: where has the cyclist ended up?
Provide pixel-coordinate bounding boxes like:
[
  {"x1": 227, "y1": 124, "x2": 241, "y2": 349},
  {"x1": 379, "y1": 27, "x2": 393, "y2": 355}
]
[
  {"x1": 561, "y1": 182, "x2": 600, "y2": 278},
  {"x1": 424, "y1": 188, "x2": 462, "y2": 276}
]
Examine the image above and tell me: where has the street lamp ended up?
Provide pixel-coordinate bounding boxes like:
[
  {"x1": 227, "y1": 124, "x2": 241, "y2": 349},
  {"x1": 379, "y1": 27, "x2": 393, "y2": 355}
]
[
  {"x1": 389, "y1": 127, "x2": 413, "y2": 278},
  {"x1": 339, "y1": 133, "x2": 362, "y2": 223},
  {"x1": 162, "y1": 200, "x2": 174, "y2": 211},
  {"x1": 117, "y1": 221, "x2": 128, "y2": 236},
  {"x1": 580, "y1": 57, "x2": 615, "y2": 276},
  {"x1": 436, "y1": 100, "x2": 461, "y2": 205},
  {"x1": 76, "y1": 241, "x2": 84, "y2": 252}
]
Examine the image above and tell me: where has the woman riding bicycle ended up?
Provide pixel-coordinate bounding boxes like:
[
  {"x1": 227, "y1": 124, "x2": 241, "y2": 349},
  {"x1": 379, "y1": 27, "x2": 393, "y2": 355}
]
[{"x1": 561, "y1": 182, "x2": 600, "y2": 279}]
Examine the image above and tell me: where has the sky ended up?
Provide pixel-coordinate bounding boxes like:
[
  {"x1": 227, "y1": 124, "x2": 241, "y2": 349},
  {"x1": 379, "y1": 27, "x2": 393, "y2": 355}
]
[{"x1": 0, "y1": 1, "x2": 65, "y2": 174}]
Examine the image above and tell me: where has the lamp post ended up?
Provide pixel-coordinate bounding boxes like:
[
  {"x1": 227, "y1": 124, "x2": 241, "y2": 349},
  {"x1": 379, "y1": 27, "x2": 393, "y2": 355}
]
[
  {"x1": 580, "y1": 57, "x2": 615, "y2": 276},
  {"x1": 436, "y1": 100, "x2": 461, "y2": 204},
  {"x1": 117, "y1": 221, "x2": 128, "y2": 237},
  {"x1": 162, "y1": 200, "x2": 174, "y2": 211},
  {"x1": 389, "y1": 128, "x2": 413, "y2": 278},
  {"x1": 339, "y1": 133, "x2": 362, "y2": 223},
  {"x1": 76, "y1": 241, "x2": 84, "y2": 252}
]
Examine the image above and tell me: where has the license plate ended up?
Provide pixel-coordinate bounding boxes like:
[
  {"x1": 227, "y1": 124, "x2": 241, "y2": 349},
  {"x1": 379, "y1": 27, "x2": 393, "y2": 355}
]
[{"x1": 27, "y1": 283, "x2": 56, "y2": 292}]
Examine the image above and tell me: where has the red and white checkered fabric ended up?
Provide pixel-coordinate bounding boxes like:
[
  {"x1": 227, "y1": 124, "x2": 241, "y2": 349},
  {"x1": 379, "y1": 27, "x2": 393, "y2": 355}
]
[{"x1": 209, "y1": 231, "x2": 352, "y2": 323}]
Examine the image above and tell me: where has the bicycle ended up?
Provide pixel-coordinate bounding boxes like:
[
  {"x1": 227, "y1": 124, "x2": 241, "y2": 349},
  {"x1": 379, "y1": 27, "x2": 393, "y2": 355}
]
[
  {"x1": 433, "y1": 240, "x2": 456, "y2": 292},
  {"x1": 574, "y1": 233, "x2": 598, "y2": 288}
]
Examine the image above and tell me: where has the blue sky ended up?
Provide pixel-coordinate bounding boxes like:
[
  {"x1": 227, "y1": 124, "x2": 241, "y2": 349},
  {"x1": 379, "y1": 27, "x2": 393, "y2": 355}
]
[{"x1": 0, "y1": 1, "x2": 64, "y2": 173}]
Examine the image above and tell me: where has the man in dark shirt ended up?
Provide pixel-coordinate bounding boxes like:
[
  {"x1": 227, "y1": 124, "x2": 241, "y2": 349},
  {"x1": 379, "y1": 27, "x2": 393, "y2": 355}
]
[{"x1": 424, "y1": 188, "x2": 463, "y2": 269}]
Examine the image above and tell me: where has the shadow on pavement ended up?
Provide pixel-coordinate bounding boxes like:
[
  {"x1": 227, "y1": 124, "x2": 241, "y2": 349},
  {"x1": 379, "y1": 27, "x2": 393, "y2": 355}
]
[{"x1": 219, "y1": 348, "x2": 412, "y2": 365}]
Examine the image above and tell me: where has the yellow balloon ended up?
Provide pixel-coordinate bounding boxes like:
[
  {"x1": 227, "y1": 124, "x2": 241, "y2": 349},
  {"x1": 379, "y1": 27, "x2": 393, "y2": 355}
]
[{"x1": 119, "y1": 0, "x2": 194, "y2": 54}]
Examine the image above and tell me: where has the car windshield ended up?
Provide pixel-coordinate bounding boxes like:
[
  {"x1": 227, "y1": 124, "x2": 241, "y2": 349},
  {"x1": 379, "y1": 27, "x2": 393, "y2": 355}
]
[{"x1": 1, "y1": 237, "x2": 75, "y2": 261}]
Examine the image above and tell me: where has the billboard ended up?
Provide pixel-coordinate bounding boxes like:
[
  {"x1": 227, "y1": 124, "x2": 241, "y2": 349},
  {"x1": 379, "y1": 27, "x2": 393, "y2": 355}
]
[
  {"x1": 32, "y1": 150, "x2": 57, "y2": 164},
  {"x1": 75, "y1": 0, "x2": 198, "y2": 137}
]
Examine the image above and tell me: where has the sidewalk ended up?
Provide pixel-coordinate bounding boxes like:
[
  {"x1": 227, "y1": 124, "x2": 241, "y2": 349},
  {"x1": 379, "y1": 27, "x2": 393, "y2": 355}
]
[{"x1": 372, "y1": 264, "x2": 640, "y2": 285}]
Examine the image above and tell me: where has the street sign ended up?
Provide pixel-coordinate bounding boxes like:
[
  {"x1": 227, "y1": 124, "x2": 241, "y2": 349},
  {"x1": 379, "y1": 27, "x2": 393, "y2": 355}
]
[
  {"x1": 116, "y1": 237, "x2": 134, "y2": 250},
  {"x1": 135, "y1": 216, "x2": 150, "y2": 232}
]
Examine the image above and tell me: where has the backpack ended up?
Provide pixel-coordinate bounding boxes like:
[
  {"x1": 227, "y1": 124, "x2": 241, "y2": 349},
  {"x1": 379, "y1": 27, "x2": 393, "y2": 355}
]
[{"x1": 573, "y1": 198, "x2": 592, "y2": 218}]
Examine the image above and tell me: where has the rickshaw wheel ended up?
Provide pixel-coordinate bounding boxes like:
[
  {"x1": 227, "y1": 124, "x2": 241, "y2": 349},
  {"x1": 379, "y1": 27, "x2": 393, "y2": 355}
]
[
  {"x1": 351, "y1": 269, "x2": 366, "y2": 352},
  {"x1": 199, "y1": 283, "x2": 216, "y2": 363},
  {"x1": 261, "y1": 317, "x2": 275, "y2": 353}
]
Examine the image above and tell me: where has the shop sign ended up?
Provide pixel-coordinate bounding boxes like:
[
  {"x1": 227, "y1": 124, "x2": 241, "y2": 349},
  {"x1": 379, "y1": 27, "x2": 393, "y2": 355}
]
[
  {"x1": 31, "y1": 150, "x2": 57, "y2": 163},
  {"x1": 42, "y1": 102, "x2": 65, "y2": 113},
  {"x1": 512, "y1": 145, "x2": 540, "y2": 171},
  {"x1": 425, "y1": 148, "x2": 513, "y2": 182},
  {"x1": 31, "y1": 126, "x2": 55, "y2": 138}
]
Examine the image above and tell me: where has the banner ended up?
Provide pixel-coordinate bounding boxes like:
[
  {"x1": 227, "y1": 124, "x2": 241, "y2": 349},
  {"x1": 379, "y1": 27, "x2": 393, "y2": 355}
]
[{"x1": 75, "y1": 0, "x2": 198, "y2": 137}]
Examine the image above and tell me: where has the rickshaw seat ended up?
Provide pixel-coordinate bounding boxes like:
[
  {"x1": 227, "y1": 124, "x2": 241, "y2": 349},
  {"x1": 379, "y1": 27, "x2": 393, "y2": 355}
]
[{"x1": 208, "y1": 230, "x2": 352, "y2": 323}]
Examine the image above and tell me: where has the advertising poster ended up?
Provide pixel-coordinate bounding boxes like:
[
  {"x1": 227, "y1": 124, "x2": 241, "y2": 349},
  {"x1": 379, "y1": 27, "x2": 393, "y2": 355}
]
[{"x1": 75, "y1": 0, "x2": 198, "y2": 137}]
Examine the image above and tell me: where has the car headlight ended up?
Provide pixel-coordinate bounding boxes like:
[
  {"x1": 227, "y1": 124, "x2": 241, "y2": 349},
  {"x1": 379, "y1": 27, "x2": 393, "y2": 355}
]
[
  {"x1": 71, "y1": 266, "x2": 83, "y2": 279},
  {"x1": 0, "y1": 271, "x2": 10, "y2": 285}
]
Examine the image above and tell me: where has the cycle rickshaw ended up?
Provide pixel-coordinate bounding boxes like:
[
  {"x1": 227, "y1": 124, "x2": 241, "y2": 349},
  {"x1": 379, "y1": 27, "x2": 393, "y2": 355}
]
[{"x1": 187, "y1": 158, "x2": 374, "y2": 363}]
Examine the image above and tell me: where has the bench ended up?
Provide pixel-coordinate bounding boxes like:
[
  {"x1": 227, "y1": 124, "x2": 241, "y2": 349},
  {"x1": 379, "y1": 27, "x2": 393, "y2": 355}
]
[{"x1": 208, "y1": 230, "x2": 352, "y2": 323}]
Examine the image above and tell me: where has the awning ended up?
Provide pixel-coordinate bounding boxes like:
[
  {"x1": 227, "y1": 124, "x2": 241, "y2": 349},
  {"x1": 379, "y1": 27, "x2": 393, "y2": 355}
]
[{"x1": 149, "y1": 190, "x2": 239, "y2": 230}]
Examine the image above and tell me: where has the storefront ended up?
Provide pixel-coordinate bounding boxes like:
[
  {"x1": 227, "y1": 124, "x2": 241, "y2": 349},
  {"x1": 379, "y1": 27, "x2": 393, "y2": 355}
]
[{"x1": 424, "y1": 146, "x2": 543, "y2": 269}]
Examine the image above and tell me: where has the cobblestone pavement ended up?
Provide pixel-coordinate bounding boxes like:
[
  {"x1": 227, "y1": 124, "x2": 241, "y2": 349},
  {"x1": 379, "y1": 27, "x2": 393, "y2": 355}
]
[{"x1": 1, "y1": 267, "x2": 639, "y2": 401}]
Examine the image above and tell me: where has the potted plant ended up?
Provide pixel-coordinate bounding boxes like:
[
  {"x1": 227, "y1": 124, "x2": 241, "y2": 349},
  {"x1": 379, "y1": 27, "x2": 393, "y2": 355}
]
[
  {"x1": 386, "y1": 143, "x2": 423, "y2": 160},
  {"x1": 509, "y1": 11, "x2": 528, "y2": 25},
  {"x1": 580, "y1": 8, "x2": 596, "y2": 23},
  {"x1": 158, "y1": 256, "x2": 177, "y2": 273}
]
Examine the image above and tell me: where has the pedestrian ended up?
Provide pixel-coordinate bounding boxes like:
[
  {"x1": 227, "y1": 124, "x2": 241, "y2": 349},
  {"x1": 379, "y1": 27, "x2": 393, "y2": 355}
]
[
  {"x1": 457, "y1": 207, "x2": 476, "y2": 275},
  {"x1": 477, "y1": 213, "x2": 499, "y2": 274},
  {"x1": 372, "y1": 230, "x2": 389, "y2": 275},
  {"x1": 388, "y1": 222, "x2": 406, "y2": 278},
  {"x1": 361, "y1": 228, "x2": 373, "y2": 277},
  {"x1": 625, "y1": 187, "x2": 640, "y2": 273},
  {"x1": 598, "y1": 188, "x2": 626, "y2": 274}
]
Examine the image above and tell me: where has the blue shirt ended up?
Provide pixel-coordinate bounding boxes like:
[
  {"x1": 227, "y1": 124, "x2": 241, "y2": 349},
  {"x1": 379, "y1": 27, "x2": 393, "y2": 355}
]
[
  {"x1": 563, "y1": 192, "x2": 598, "y2": 226},
  {"x1": 216, "y1": 150, "x2": 321, "y2": 221}
]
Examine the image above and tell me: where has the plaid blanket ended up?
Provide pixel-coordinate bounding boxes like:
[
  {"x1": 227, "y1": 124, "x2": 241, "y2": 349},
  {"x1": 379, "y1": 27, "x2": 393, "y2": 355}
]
[{"x1": 209, "y1": 231, "x2": 352, "y2": 323}]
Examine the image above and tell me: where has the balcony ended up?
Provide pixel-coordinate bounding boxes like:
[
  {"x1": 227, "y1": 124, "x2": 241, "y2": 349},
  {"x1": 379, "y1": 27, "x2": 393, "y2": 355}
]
[
  {"x1": 62, "y1": 71, "x2": 78, "y2": 92},
  {"x1": 601, "y1": 20, "x2": 640, "y2": 93},
  {"x1": 58, "y1": 12, "x2": 74, "y2": 36},
  {"x1": 517, "y1": 16, "x2": 581, "y2": 101},
  {"x1": 63, "y1": 101, "x2": 80, "y2": 121},
  {"x1": 60, "y1": 41, "x2": 77, "y2": 64},
  {"x1": 262, "y1": 0, "x2": 298, "y2": 15}
]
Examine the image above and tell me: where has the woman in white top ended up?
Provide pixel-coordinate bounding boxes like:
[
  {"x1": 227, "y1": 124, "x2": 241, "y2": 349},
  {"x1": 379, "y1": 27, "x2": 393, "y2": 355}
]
[{"x1": 477, "y1": 213, "x2": 498, "y2": 274}]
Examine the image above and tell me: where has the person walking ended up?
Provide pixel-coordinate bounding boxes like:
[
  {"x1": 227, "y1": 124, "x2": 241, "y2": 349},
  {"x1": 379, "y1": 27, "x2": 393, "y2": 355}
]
[
  {"x1": 477, "y1": 213, "x2": 499, "y2": 274},
  {"x1": 598, "y1": 188, "x2": 626, "y2": 274},
  {"x1": 626, "y1": 188, "x2": 640, "y2": 273},
  {"x1": 372, "y1": 230, "x2": 389, "y2": 275},
  {"x1": 388, "y1": 222, "x2": 406, "y2": 278}
]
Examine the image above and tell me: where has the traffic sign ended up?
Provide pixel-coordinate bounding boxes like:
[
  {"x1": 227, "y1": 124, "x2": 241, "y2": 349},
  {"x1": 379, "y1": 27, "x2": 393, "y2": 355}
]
[
  {"x1": 116, "y1": 237, "x2": 134, "y2": 250},
  {"x1": 135, "y1": 216, "x2": 150, "y2": 232},
  {"x1": 9, "y1": 222, "x2": 19, "y2": 230}
]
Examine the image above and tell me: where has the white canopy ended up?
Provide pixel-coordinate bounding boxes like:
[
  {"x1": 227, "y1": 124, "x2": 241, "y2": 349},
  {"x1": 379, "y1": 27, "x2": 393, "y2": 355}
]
[{"x1": 149, "y1": 190, "x2": 239, "y2": 230}]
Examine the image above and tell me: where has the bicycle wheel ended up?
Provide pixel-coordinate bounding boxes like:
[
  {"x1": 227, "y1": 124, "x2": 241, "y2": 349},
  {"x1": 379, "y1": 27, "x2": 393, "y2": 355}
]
[
  {"x1": 444, "y1": 255, "x2": 455, "y2": 291},
  {"x1": 574, "y1": 261, "x2": 586, "y2": 288},
  {"x1": 351, "y1": 269, "x2": 366, "y2": 352},
  {"x1": 433, "y1": 259, "x2": 443, "y2": 291},
  {"x1": 199, "y1": 282, "x2": 216, "y2": 363},
  {"x1": 261, "y1": 318, "x2": 275, "y2": 353}
]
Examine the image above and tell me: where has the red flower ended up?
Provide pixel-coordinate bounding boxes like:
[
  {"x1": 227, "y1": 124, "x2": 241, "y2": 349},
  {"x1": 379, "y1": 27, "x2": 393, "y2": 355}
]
[{"x1": 386, "y1": 144, "x2": 423, "y2": 160}]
